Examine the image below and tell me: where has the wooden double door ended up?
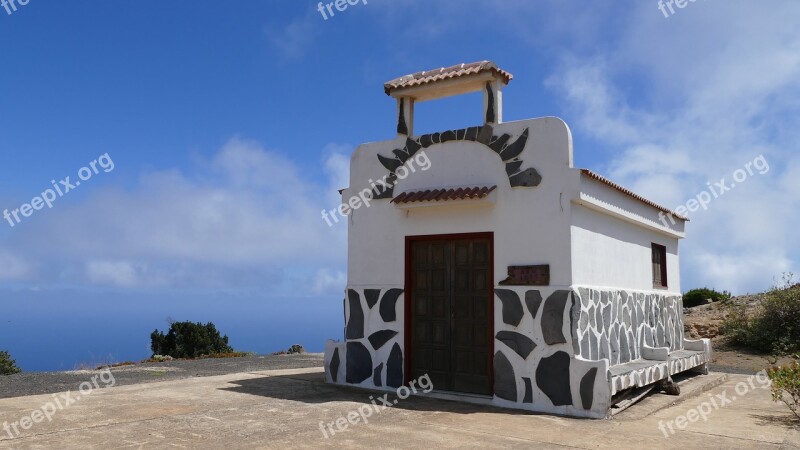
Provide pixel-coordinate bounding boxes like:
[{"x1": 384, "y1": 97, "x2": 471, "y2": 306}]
[{"x1": 407, "y1": 234, "x2": 493, "y2": 395}]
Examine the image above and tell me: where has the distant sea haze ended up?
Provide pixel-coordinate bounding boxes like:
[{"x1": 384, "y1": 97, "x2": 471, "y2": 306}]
[{"x1": 1, "y1": 289, "x2": 340, "y2": 372}]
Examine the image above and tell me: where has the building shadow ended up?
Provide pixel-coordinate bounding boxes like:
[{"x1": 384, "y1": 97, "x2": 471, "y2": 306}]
[
  {"x1": 219, "y1": 372, "x2": 539, "y2": 416},
  {"x1": 749, "y1": 412, "x2": 800, "y2": 429}
]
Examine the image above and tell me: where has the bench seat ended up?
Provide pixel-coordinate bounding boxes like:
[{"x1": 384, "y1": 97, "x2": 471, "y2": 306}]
[{"x1": 609, "y1": 349, "x2": 707, "y2": 395}]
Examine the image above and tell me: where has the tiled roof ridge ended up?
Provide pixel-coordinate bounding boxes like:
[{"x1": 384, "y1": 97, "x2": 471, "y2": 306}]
[
  {"x1": 391, "y1": 185, "x2": 497, "y2": 204},
  {"x1": 580, "y1": 169, "x2": 689, "y2": 221},
  {"x1": 384, "y1": 61, "x2": 513, "y2": 95}
]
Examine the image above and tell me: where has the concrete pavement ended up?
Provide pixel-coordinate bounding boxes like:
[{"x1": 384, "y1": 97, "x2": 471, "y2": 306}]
[{"x1": 0, "y1": 367, "x2": 798, "y2": 449}]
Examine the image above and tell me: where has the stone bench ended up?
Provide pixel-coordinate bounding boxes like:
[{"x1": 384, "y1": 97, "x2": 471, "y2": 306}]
[{"x1": 609, "y1": 338, "x2": 711, "y2": 395}]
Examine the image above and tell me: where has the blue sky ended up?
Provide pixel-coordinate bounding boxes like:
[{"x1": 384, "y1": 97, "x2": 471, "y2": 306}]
[{"x1": 1, "y1": 1, "x2": 799, "y2": 368}]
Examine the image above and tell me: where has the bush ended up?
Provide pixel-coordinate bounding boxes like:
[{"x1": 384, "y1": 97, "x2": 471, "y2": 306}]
[
  {"x1": 721, "y1": 274, "x2": 800, "y2": 355},
  {"x1": 768, "y1": 357, "x2": 800, "y2": 421},
  {"x1": 0, "y1": 350, "x2": 21, "y2": 375},
  {"x1": 287, "y1": 344, "x2": 306, "y2": 354},
  {"x1": 683, "y1": 287, "x2": 731, "y2": 308},
  {"x1": 150, "y1": 321, "x2": 234, "y2": 359}
]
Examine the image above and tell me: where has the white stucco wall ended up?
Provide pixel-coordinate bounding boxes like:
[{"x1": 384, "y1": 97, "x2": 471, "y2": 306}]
[
  {"x1": 570, "y1": 204, "x2": 682, "y2": 293},
  {"x1": 343, "y1": 117, "x2": 576, "y2": 290}
]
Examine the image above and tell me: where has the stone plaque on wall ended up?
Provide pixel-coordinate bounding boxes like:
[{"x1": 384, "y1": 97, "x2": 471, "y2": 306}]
[{"x1": 499, "y1": 265, "x2": 550, "y2": 286}]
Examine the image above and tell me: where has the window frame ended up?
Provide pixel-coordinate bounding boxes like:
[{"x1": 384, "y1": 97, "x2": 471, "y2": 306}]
[{"x1": 651, "y1": 243, "x2": 668, "y2": 289}]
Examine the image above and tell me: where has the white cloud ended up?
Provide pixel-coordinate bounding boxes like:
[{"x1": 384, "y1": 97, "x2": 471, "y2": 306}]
[
  {"x1": 545, "y1": 1, "x2": 800, "y2": 294},
  {"x1": 322, "y1": 143, "x2": 352, "y2": 206},
  {"x1": 266, "y1": 15, "x2": 318, "y2": 60},
  {"x1": 0, "y1": 138, "x2": 352, "y2": 294},
  {"x1": 0, "y1": 249, "x2": 31, "y2": 281},
  {"x1": 86, "y1": 261, "x2": 142, "y2": 288},
  {"x1": 311, "y1": 268, "x2": 347, "y2": 295}
]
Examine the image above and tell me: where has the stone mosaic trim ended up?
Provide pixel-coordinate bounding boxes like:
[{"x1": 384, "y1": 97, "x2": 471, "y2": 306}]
[
  {"x1": 610, "y1": 361, "x2": 669, "y2": 396},
  {"x1": 535, "y1": 351, "x2": 572, "y2": 406},
  {"x1": 494, "y1": 352, "x2": 517, "y2": 401},
  {"x1": 580, "y1": 368, "x2": 598, "y2": 410},
  {"x1": 491, "y1": 288, "x2": 610, "y2": 417},
  {"x1": 572, "y1": 288, "x2": 684, "y2": 366},
  {"x1": 326, "y1": 288, "x2": 404, "y2": 389},
  {"x1": 327, "y1": 285, "x2": 704, "y2": 419},
  {"x1": 496, "y1": 331, "x2": 536, "y2": 359},
  {"x1": 609, "y1": 351, "x2": 707, "y2": 395},
  {"x1": 374, "y1": 125, "x2": 541, "y2": 199},
  {"x1": 668, "y1": 350, "x2": 707, "y2": 376}
]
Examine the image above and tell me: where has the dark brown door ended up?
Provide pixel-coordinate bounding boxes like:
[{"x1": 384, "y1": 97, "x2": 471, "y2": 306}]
[{"x1": 409, "y1": 236, "x2": 492, "y2": 395}]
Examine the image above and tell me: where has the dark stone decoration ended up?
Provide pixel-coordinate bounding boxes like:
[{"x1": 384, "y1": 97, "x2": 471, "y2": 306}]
[
  {"x1": 386, "y1": 343, "x2": 404, "y2": 388},
  {"x1": 541, "y1": 290, "x2": 570, "y2": 345},
  {"x1": 525, "y1": 290, "x2": 543, "y2": 319},
  {"x1": 523, "y1": 377, "x2": 533, "y2": 403},
  {"x1": 494, "y1": 352, "x2": 517, "y2": 401},
  {"x1": 373, "y1": 363, "x2": 384, "y2": 387},
  {"x1": 580, "y1": 368, "x2": 597, "y2": 410},
  {"x1": 495, "y1": 289, "x2": 524, "y2": 326},
  {"x1": 393, "y1": 148, "x2": 410, "y2": 163},
  {"x1": 346, "y1": 289, "x2": 365, "y2": 340},
  {"x1": 379, "y1": 288, "x2": 404, "y2": 322},
  {"x1": 373, "y1": 124, "x2": 540, "y2": 199},
  {"x1": 536, "y1": 351, "x2": 572, "y2": 407},
  {"x1": 365, "y1": 289, "x2": 381, "y2": 309},
  {"x1": 505, "y1": 160, "x2": 523, "y2": 176},
  {"x1": 397, "y1": 98, "x2": 408, "y2": 135},
  {"x1": 570, "y1": 291, "x2": 582, "y2": 355},
  {"x1": 509, "y1": 168, "x2": 542, "y2": 188},
  {"x1": 346, "y1": 342, "x2": 373, "y2": 384},
  {"x1": 496, "y1": 331, "x2": 536, "y2": 360},
  {"x1": 378, "y1": 153, "x2": 403, "y2": 173},
  {"x1": 368, "y1": 330, "x2": 399, "y2": 350},
  {"x1": 330, "y1": 347, "x2": 340, "y2": 383},
  {"x1": 485, "y1": 82, "x2": 496, "y2": 123},
  {"x1": 499, "y1": 129, "x2": 529, "y2": 161}
]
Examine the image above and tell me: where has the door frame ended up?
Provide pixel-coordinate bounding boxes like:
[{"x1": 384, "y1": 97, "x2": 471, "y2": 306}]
[{"x1": 403, "y1": 232, "x2": 495, "y2": 394}]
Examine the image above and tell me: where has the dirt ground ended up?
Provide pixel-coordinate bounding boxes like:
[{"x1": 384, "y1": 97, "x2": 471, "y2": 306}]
[{"x1": 1, "y1": 367, "x2": 798, "y2": 449}]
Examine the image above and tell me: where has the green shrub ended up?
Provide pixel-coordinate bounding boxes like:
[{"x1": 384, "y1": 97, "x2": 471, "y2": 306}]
[
  {"x1": 721, "y1": 274, "x2": 800, "y2": 355},
  {"x1": 683, "y1": 287, "x2": 731, "y2": 308},
  {"x1": 288, "y1": 344, "x2": 306, "y2": 354},
  {"x1": 768, "y1": 357, "x2": 800, "y2": 421},
  {"x1": 0, "y1": 350, "x2": 21, "y2": 375},
  {"x1": 150, "y1": 321, "x2": 234, "y2": 359}
]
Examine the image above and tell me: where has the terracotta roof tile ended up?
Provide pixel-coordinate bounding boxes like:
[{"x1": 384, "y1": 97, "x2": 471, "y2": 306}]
[
  {"x1": 391, "y1": 186, "x2": 497, "y2": 205},
  {"x1": 384, "y1": 61, "x2": 513, "y2": 95},
  {"x1": 580, "y1": 169, "x2": 689, "y2": 221}
]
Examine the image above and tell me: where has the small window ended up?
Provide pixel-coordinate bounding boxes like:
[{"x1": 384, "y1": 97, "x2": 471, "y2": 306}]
[{"x1": 652, "y1": 243, "x2": 668, "y2": 288}]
